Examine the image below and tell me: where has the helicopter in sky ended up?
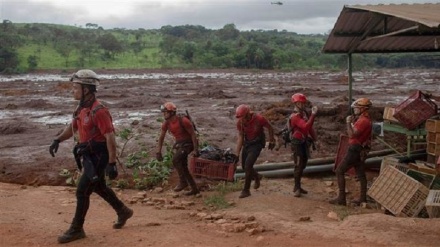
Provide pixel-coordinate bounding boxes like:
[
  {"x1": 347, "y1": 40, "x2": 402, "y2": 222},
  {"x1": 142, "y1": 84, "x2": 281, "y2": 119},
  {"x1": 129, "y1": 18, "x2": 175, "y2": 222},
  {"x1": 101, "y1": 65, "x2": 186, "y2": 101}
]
[{"x1": 271, "y1": 1, "x2": 283, "y2": 5}]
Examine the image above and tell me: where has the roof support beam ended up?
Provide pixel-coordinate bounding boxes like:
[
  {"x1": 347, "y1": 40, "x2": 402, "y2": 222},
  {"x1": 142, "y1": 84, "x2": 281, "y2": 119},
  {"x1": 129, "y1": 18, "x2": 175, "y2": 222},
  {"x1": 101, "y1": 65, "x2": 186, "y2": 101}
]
[
  {"x1": 363, "y1": 25, "x2": 419, "y2": 42},
  {"x1": 347, "y1": 14, "x2": 384, "y2": 53}
]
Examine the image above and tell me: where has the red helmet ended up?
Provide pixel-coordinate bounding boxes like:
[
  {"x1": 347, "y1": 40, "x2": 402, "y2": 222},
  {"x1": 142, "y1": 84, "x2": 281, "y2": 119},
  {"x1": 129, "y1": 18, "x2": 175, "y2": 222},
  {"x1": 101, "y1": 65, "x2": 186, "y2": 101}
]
[
  {"x1": 160, "y1": 102, "x2": 177, "y2": 112},
  {"x1": 235, "y1": 104, "x2": 250, "y2": 118},
  {"x1": 291, "y1": 93, "x2": 307, "y2": 103}
]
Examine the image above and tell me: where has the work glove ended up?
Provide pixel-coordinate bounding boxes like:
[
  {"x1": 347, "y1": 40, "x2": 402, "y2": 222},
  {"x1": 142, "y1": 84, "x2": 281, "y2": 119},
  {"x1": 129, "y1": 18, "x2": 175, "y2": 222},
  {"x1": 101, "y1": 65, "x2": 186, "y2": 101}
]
[
  {"x1": 268, "y1": 142, "x2": 276, "y2": 150},
  {"x1": 156, "y1": 152, "x2": 163, "y2": 162},
  {"x1": 49, "y1": 139, "x2": 60, "y2": 157},
  {"x1": 233, "y1": 154, "x2": 239, "y2": 165},
  {"x1": 106, "y1": 162, "x2": 118, "y2": 180},
  {"x1": 346, "y1": 115, "x2": 353, "y2": 123},
  {"x1": 311, "y1": 106, "x2": 318, "y2": 115},
  {"x1": 193, "y1": 150, "x2": 200, "y2": 157}
]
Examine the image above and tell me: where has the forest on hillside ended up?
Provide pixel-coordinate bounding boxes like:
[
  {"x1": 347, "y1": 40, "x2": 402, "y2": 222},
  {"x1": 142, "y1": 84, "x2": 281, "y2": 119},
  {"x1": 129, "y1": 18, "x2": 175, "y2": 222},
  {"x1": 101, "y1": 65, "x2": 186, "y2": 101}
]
[{"x1": 0, "y1": 20, "x2": 438, "y2": 73}]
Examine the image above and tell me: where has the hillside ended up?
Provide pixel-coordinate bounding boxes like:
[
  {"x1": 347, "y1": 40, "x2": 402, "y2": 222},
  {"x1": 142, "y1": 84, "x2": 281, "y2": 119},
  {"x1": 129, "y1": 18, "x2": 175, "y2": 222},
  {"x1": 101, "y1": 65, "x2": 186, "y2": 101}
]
[{"x1": 1, "y1": 21, "x2": 438, "y2": 73}]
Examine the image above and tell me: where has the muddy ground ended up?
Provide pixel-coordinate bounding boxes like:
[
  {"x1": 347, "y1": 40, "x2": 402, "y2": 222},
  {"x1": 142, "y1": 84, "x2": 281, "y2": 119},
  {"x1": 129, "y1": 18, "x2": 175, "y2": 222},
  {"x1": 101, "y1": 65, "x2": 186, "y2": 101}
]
[{"x1": 1, "y1": 68, "x2": 440, "y2": 246}]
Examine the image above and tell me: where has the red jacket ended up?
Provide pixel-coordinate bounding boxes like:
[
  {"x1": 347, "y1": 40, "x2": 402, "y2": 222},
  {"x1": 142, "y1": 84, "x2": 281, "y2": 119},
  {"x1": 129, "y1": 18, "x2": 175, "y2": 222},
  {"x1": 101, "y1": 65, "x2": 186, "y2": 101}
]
[
  {"x1": 349, "y1": 112, "x2": 372, "y2": 146},
  {"x1": 289, "y1": 109, "x2": 316, "y2": 141},
  {"x1": 72, "y1": 100, "x2": 114, "y2": 143}
]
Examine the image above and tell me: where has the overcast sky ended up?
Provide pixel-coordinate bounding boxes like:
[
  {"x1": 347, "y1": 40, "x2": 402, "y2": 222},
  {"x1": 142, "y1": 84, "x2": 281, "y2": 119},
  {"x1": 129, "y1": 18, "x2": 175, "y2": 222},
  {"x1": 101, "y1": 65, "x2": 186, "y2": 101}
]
[{"x1": 0, "y1": 0, "x2": 437, "y2": 34}]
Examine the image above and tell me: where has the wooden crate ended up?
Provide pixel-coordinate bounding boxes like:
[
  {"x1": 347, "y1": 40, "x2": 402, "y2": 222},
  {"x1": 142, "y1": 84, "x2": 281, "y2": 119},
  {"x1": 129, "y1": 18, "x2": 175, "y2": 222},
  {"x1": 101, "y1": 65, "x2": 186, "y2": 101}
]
[
  {"x1": 426, "y1": 119, "x2": 440, "y2": 133},
  {"x1": 368, "y1": 165, "x2": 429, "y2": 217},
  {"x1": 425, "y1": 190, "x2": 440, "y2": 218},
  {"x1": 380, "y1": 156, "x2": 409, "y2": 174},
  {"x1": 427, "y1": 132, "x2": 440, "y2": 143},
  {"x1": 427, "y1": 142, "x2": 440, "y2": 155}
]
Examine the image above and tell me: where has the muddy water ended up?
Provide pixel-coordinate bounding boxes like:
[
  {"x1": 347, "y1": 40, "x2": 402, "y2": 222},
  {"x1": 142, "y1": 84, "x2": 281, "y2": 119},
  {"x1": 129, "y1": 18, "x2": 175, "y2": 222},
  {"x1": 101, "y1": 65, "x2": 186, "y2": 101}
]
[{"x1": 1, "y1": 69, "x2": 439, "y2": 126}]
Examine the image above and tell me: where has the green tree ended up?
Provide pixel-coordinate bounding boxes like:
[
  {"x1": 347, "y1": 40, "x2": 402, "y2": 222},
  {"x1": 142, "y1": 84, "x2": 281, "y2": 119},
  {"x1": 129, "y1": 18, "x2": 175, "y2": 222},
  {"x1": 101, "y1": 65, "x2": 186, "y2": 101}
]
[
  {"x1": 97, "y1": 33, "x2": 123, "y2": 59},
  {"x1": 27, "y1": 55, "x2": 38, "y2": 71}
]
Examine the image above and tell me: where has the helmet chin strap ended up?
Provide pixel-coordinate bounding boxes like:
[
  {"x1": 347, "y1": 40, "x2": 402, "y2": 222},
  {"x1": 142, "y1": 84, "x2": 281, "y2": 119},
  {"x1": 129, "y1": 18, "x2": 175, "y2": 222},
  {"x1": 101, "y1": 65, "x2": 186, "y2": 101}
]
[{"x1": 79, "y1": 85, "x2": 95, "y2": 108}]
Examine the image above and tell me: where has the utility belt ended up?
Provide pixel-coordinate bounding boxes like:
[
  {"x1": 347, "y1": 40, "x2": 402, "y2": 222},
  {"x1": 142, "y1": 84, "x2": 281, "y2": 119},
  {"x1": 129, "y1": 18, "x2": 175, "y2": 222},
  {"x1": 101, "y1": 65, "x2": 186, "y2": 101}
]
[
  {"x1": 73, "y1": 140, "x2": 107, "y2": 171},
  {"x1": 291, "y1": 137, "x2": 316, "y2": 150},
  {"x1": 173, "y1": 141, "x2": 193, "y2": 150},
  {"x1": 348, "y1": 144, "x2": 370, "y2": 162},
  {"x1": 291, "y1": 137, "x2": 305, "y2": 145},
  {"x1": 244, "y1": 133, "x2": 266, "y2": 148}
]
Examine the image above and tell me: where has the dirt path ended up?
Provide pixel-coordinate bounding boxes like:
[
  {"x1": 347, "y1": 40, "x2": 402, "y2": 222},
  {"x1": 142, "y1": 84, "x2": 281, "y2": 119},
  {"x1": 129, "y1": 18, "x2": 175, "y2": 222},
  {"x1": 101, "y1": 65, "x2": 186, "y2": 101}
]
[
  {"x1": 1, "y1": 69, "x2": 440, "y2": 246},
  {"x1": 1, "y1": 179, "x2": 440, "y2": 247}
]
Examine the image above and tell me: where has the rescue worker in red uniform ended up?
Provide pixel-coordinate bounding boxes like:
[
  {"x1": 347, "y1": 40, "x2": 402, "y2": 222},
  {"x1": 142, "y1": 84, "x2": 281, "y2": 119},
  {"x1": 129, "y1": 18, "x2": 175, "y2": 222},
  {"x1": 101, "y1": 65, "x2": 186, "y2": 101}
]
[
  {"x1": 49, "y1": 69, "x2": 133, "y2": 244},
  {"x1": 235, "y1": 104, "x2": 275, "y2": 198},
  {"x1": 329, "y1": 98, "x2": 372, "y2": 206},
  {"x1": 156, "y1": 102, "x2": 200, "y2": 196},
  {"x1": 289, "y1": 93, "x2": 318, "y2": 197}
]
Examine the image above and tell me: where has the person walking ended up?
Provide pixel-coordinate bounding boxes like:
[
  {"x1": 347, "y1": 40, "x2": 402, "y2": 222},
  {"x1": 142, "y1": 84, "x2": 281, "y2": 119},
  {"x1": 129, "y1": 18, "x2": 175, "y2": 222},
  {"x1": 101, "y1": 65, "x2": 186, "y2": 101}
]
[
  {"x1": 329, "y1": 98, "x2": 372, "y2": 206},
  {"x1": 235, "y1": 104, "x2": 275, "y2": 199},
  {"x1": 289, "y1": 93, "x2": 318, "y2": 197},
  {"x1": 49, "y1": 69, "x2": 133, "y2": 244},
  {"x1": 156, "y1": 102, "x2": 200, "y2": 196}
]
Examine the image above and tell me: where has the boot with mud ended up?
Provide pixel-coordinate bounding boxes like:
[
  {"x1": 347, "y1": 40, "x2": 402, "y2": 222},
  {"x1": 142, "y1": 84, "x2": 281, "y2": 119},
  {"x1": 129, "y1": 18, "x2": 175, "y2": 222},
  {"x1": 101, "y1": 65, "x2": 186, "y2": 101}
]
[
  {"x1": 183, "y1": 170, "x2": 200, "y2": 196},
  {"x1": 293, "y1": 174, "x2": 303, "y2": 197},
  {"x1": 253, "y1": 173, "x2": 263, "y2": 189},
  {"x1": 351, "y1": 177, "x2": 367, "y2": 206},
  {"x1": 239, "y1": 190, "x2": 251, "y2": 198},
  {"x1": 329, "y1": 195, "x2": 347, "y2": 206},
  {"x1": 329, "y1": 173, "x2": 347, "y2": 205},
  {"x1": 299, "y1": 188, "x2": 308, "y2": 194},
  {"x1": 293, "y1": 187, "x2": 308, "y2": 196},
  {"x1": 113, "y1": 205, "x2": 133, "y2": 229},
  {"x1": 293, "y1": 189, "x2": 301, "y2": 197},
  {"x1": 58, "y1": 225, "x2": 86, "y2": 244},
  {"x1": 173, "y1": 166, "x2": 189, "y2": 192},
  {"x1": 184, "y1": 188, "x2": 200, "y2": 196},
  {"x1": 173, "y1": 182, "x2": 188, "y2": 192}
]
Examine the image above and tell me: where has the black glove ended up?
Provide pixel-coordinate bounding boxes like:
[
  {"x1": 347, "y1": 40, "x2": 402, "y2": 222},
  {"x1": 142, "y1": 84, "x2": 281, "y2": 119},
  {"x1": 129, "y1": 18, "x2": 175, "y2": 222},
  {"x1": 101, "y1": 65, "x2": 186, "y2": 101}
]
[
  {"x1": 106, "y1": 162, "x2": 118, "y2": 180},
  {"x1": 194, "y1": 150, "x2": 200, "y2": 157},
  {"x1": 49, "y1": 139, "x2": 60, "y2": 157},
  {"x1": 156, "y1": 152, "x2": 163, "y2": 161},
  {"x1": 268, "y1": 142, "x2": 275, "y2": 150}
]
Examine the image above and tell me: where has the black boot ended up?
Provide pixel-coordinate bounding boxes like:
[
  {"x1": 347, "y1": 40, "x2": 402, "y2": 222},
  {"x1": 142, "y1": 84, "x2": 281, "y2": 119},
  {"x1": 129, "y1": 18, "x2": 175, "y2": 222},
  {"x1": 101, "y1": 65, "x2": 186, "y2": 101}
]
[
  {"x1": 239, "y1": 190, "x2": 251, "y2": 198},
  {"x1": 329, "y1": 174, "x2": 347, "y2": 206},
  {"x1": 352, "y1": 176, "x2": 367, "y2": 206},
  {"x1": 183, "y1": 167, "x2": 200, "y2": 196},
  {"x1": 184, "y1": 189, "x2": 200, "y2": 196},
  {"x1": 173, "y1": 182, "x2": 188, "y2": 192},
  {"x1": 293, "y1": 167, "x2": 302, "y2": 197},
  {"x1": 173, "y1": 165, "x2": 188, "y2": 192},
  {"x1": 299, "y1": 188, "x2": 308, "y2": 194},
  {"x1": 113, "y1": 206, "x2": 133, "y2": 229},
  {"x1": 329, "y1": 193, "x2": 347, "y2": 206},
  {"x1": 253, "y1": 173, "x2": 262, "y2": 189},
  {"x1": 58, "y1": 225, "x2": 86, "y2": 244}
]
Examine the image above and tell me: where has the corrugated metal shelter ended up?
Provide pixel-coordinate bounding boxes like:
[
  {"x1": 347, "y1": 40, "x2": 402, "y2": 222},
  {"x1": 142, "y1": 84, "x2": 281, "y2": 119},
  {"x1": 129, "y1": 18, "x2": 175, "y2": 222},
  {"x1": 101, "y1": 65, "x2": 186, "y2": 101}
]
[
  {"x1": 323, "y1": 3, "x2": 440, "y2": 53},
  {"x1": 322, "y1": 3, "x2": 440, "y2": 108}
]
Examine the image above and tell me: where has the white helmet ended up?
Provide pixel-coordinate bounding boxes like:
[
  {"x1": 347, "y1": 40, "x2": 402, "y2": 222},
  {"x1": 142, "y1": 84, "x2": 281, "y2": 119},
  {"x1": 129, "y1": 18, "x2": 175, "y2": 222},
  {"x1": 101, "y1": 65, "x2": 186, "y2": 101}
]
[{"x1": 70, "y1": 69, "x2": 100, "y2": 86}]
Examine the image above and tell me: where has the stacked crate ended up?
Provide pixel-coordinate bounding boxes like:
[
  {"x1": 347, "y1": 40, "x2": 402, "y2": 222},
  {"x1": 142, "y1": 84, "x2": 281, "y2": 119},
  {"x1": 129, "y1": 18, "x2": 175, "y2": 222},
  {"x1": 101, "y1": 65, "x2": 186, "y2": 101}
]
[
  {"x1": 368, "y1": 165, "x2": 429, "y2": 217},
  {"x1": 425, "y1": 119, "x2": 440, "y2": 164}
]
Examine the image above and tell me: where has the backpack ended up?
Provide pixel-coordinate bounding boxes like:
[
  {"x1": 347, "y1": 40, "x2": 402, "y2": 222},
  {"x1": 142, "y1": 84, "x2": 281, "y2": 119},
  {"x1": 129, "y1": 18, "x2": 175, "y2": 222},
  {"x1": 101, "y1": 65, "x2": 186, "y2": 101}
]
[{"x1": 166, "y1": 110, "x2": 199, "y2": 135}]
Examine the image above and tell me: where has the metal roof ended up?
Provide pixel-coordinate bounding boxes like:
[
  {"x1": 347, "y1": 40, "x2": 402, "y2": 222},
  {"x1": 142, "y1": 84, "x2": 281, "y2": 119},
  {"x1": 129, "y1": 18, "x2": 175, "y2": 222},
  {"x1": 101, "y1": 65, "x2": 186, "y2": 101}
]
[{"x1": 322, "y1": 3, "x2": 440, "y2": 54}]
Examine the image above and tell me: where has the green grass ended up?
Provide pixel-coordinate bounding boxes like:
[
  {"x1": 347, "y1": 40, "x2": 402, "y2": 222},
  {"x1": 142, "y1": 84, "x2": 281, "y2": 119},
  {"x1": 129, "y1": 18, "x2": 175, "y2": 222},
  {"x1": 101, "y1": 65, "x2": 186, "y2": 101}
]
[{"x1": 203, "y1": 181, "x2": 243, "y2": 210}]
